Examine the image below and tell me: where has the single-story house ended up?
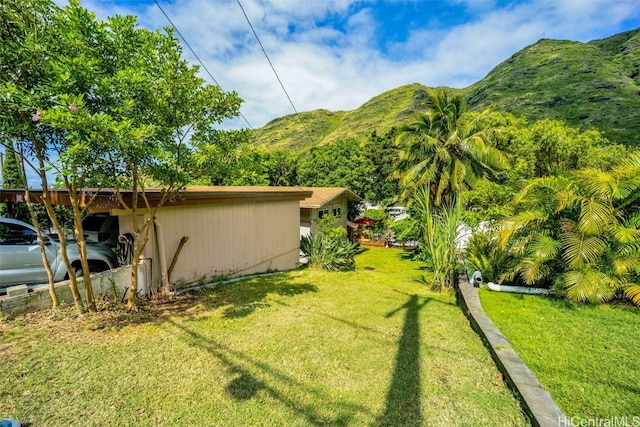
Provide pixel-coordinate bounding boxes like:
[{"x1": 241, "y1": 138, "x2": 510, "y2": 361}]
[
  {"x1": 0, "y1": 186, "x2": 312, "y2": 293},
  {"x1": 299, "y1": 187, "x2": 362, "y2": 238}
]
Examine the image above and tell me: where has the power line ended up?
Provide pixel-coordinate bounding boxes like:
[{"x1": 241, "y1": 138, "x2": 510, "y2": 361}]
[
  {"x1": 153, "y1": 0, "x2": 253, "y2": 129},
  {"x1": 235, "y1": 0, "x2": 313, "y2": 140}
]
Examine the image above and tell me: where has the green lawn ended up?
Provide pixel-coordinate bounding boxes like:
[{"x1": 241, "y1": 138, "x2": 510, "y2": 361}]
[
  {"x1": 0, "y1": 248, "x2": 528, "y2": 426},
  {"x1": 479, "y1": 288, "x2": 640, "y2": 421}
]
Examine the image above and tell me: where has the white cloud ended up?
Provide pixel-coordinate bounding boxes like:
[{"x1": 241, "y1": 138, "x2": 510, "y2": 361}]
[{"x1": 66, "y1": 0, "x2": 640, "y2": 128}]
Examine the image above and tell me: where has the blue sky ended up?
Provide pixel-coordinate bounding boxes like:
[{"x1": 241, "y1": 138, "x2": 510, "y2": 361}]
[{"x1": 52, "y1": 0, "x2": 640, "y2": 130}]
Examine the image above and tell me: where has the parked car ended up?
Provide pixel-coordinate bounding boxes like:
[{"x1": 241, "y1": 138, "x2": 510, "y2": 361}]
[
  {"x1": 0, "y1": 217, "x2": 117, "y2": 293},
  {"x1": 81, "y1": 213, "x2": 119, "y2": 249}
]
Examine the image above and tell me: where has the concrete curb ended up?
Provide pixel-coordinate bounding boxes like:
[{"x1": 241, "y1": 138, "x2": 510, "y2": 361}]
[{"x1": 456, "y1": 278, "x2": 567, "y2": 427}]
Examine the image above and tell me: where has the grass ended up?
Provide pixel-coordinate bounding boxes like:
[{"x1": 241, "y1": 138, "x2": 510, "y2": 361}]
[
  {"x1": 479, "y1": 289, "x2": 640, "y2": 421},
  {"x1": 0, "y1": 248, "x2": 528, "y2": 426}
]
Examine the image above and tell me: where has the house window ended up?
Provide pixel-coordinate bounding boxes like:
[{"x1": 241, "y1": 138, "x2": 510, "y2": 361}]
[
  {"x1": 332, "y1": 207, "x2": 341, "y2": 217},
  {"x1": 318, "y1": 209, "x2": 329, "y2": 219}
]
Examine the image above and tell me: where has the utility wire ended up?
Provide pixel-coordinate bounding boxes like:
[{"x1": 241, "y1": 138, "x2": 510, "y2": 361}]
[
  {"x1": 235, "y1": 0, "x2": 313, "y2": 140},
  {"x1": 153, "y1": 0, "x2": 254, "y2": 129}
]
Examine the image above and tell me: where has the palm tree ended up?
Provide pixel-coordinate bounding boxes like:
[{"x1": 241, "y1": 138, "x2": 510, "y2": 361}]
[
  {"x1": 497, "y1": 152, "x2": 640, "y2": 306},
  {"x1": 395, "y1": 90, "x2": 508, "y2": 207}
]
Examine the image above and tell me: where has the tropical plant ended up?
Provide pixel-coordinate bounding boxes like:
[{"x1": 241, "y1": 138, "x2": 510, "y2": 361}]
[
  {"x1": 464, "y1": 226, "x2": 515, "y2": 284},
  {"x1": 395, "y1": 90, "x2": 508, "y2": 207},
  {"x1": 300, "y1": 216, "x2": 357, "y2": 272},
  {"x1": 497, "y1": 152, "x2": 640, "y2": 305},
  {"x1": 410, "y1": 186, "x2": 464, "y2": 290}
]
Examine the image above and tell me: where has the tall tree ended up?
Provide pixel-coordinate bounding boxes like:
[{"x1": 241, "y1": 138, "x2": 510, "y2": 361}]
[
  {"x1": 297, "y1": 138, "x2": 374, "y2": 199},
  {"x1": 1, "y1": 0, "x2": 244, "y2": 309},
  {"x1": 364, "y1": 129, "x2": 400, "y2": 205},
  {"x1": 395, "y1": 90, "x2": 508, "y2": 207},
  {"x1": 0, "y1": 141, "x2": 28, "y2": 219},
  {"x1": 0, "y1": 0, "x2": 87, "y2": 311},
  {"x1": 42, "y1": 7, "x2": 244, "y2": 307}
]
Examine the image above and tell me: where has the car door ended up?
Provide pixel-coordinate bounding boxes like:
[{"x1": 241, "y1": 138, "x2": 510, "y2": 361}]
[{"x1": 0, "y1": 222, "x2": 57, "y2": 287}]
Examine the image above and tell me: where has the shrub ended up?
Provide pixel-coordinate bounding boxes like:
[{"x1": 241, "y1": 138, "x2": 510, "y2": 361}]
[
  {"x1": 300, "y1": 217, "x2": 357, "y2": 271},
  {"x1": 465, "y1": 227, "x2": 515, "y2": 284}
]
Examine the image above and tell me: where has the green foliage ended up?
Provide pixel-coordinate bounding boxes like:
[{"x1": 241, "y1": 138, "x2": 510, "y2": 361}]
[
  {"x1": 411, "y1": 186, "x2": 464, "y2": 290},
  {"x1": 300, "y1": 216, "x2": 357, "y2": 272},
  {"x1": 497, "y1": 152, "x2": 640, "y2": 305},
  {"x1": 199, "y1": 140, "x2": 270, "y2": 186},
  {"x1": 263, "y1": 150, "x2": 298, "y2": 186},
  {"x1": 363, "y1": 129, "x2": 400, "y2": 204},
  {"x1": 395, "y1": 90, "x2": 509, "y2": 207},
  {"x1": 388, "y1": 218, "x2": 420, "y2": 242},
  {"x1": 362, "y1": 209, "x2": 389, "y2": 234},
  {"x1": 0, "y1": 0, "x2": 244, "y2": 308},
  {"x1": 464, "y1": 227, "x2": 514, "y2": 283},
  {"x1": 297, "y1": 138, "x2": 373, "y2": 198}
]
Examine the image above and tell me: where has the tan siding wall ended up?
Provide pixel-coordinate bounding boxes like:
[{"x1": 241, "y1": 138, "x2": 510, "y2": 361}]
[
  {"x1": 118, "y1": 199, "x2": 301, "y2": 290},
  {"x1": 306, "y1": 194, "x2": 349, "y2": 235}
]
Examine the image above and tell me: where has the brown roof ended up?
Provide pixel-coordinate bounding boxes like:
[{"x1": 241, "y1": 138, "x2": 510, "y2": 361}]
[
  {"x1": 0, "y1": 186, "x2": 313, "y2": 213},
  {"x1": 299, "y1": 187, "x2": 362, "y2": 208}
]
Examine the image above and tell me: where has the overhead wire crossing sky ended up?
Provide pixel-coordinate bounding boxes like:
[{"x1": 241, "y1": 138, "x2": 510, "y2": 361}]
[
  {"x1": 235, "y1": 0, "x2": 314, "y2": 143},
  {"x1": 153, "y1": 0, "x2": 254, "y2": 130}
]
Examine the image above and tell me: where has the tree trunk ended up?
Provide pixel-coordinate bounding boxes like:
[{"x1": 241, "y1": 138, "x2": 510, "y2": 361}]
[
  {"x1": 71, "y1": 204, "x2": 96, "y2": 312},
  {"x1": 128, "y1": 252, "x2": 139, "y2": 308},
  {"x1": 23, "y1": 189, "x2": 59, "y2": 308},
  {"x1": 31, "y1": 140, "x2": 84, "y2": 313}
]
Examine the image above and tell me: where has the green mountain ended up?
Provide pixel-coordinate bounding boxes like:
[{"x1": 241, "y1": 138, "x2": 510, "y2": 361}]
[{"x1": 252, "y1": 28, "x2": 640, "y2": 153}]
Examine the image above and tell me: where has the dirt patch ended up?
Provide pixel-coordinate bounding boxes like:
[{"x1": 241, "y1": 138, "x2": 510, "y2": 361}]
[{"x1": 0, "y1": 293, "x2": 204, "y2": 339}]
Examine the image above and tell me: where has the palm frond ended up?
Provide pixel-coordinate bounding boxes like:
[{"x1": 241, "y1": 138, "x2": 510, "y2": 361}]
[
  {"x1": 612, "y1": 226, "x2": 640, "y2": 244},
  {"x1": 562, "y1": 269, "x2": 616, "y2": 303},
  {"x1": 529, "y1": 233, "x2": 562, "y2": 262},
  {"x1": 578, "y1": 197, "x2": 612, "y2": 235},
  {"x1": 515, "y1": 176, "x2": 575, "y2": 207},
  {"x1": 611, "y1": 255, "x2": 640, "y2": 276},
  {"x1": 622, "y1": 282, "x2": 640, "y2": 306},
  {"x1": 495, "y1": 211, "x2": 547, "y2": 247},
  {"x1": 562, "y1": 232, "x2": 606, "y2": 269},
  {"x1": 519, "y1": 258, "x2": 550, "y2": 285}
]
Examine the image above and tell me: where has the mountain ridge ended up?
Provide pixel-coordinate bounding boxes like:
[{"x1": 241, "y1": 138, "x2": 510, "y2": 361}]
[{"x1": 252, "y1": 28, "x2": 640, "y2": 153}]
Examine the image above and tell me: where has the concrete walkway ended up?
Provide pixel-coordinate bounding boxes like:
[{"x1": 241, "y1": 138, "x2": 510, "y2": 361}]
[{"x1": 457, "y1": 278, "x2": 568, "y2": 427}]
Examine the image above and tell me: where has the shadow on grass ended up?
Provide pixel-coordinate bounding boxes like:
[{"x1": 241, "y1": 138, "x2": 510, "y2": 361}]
[
  {"x1": 37, "y1": 275, "x2": 318, "y2": 332},
  {"x1": 397, "y1": 249, "x2": 419, "y2": 261},
  {"x1": 166, "y1": 318, "x2": 371, "y2": 426},
  {"x1": 197, "y1": 275, "x2": 317, "y2": 318},
  {"x1": 374, "y1": 294, "x2": 429, "y2": 426},
  {"x1": 355, "y1": 246, "x2": 370, "y2": 255}
]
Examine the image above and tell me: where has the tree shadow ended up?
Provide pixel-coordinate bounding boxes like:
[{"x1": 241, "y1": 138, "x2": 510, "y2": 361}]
[
  {"x1": 196, "y1": 275, "x2": 318, "y2": 318},
  {"x1": 166, "y1": 318, "x2": 371, "y2": 426},
  {"x1": 397, "y1": 249, "x2": 418, "y2": 261},
  {"x1": 355, "y1": 246, "x2": 370, "y2": 255},
  {"x1": 374, "y1": 294, "x2": 428, "y2": 426}
]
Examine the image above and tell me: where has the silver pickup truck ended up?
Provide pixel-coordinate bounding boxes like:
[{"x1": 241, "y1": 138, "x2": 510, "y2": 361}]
[{"x1": 0, "y1": 217, "x2": 117, "y2": 293}]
